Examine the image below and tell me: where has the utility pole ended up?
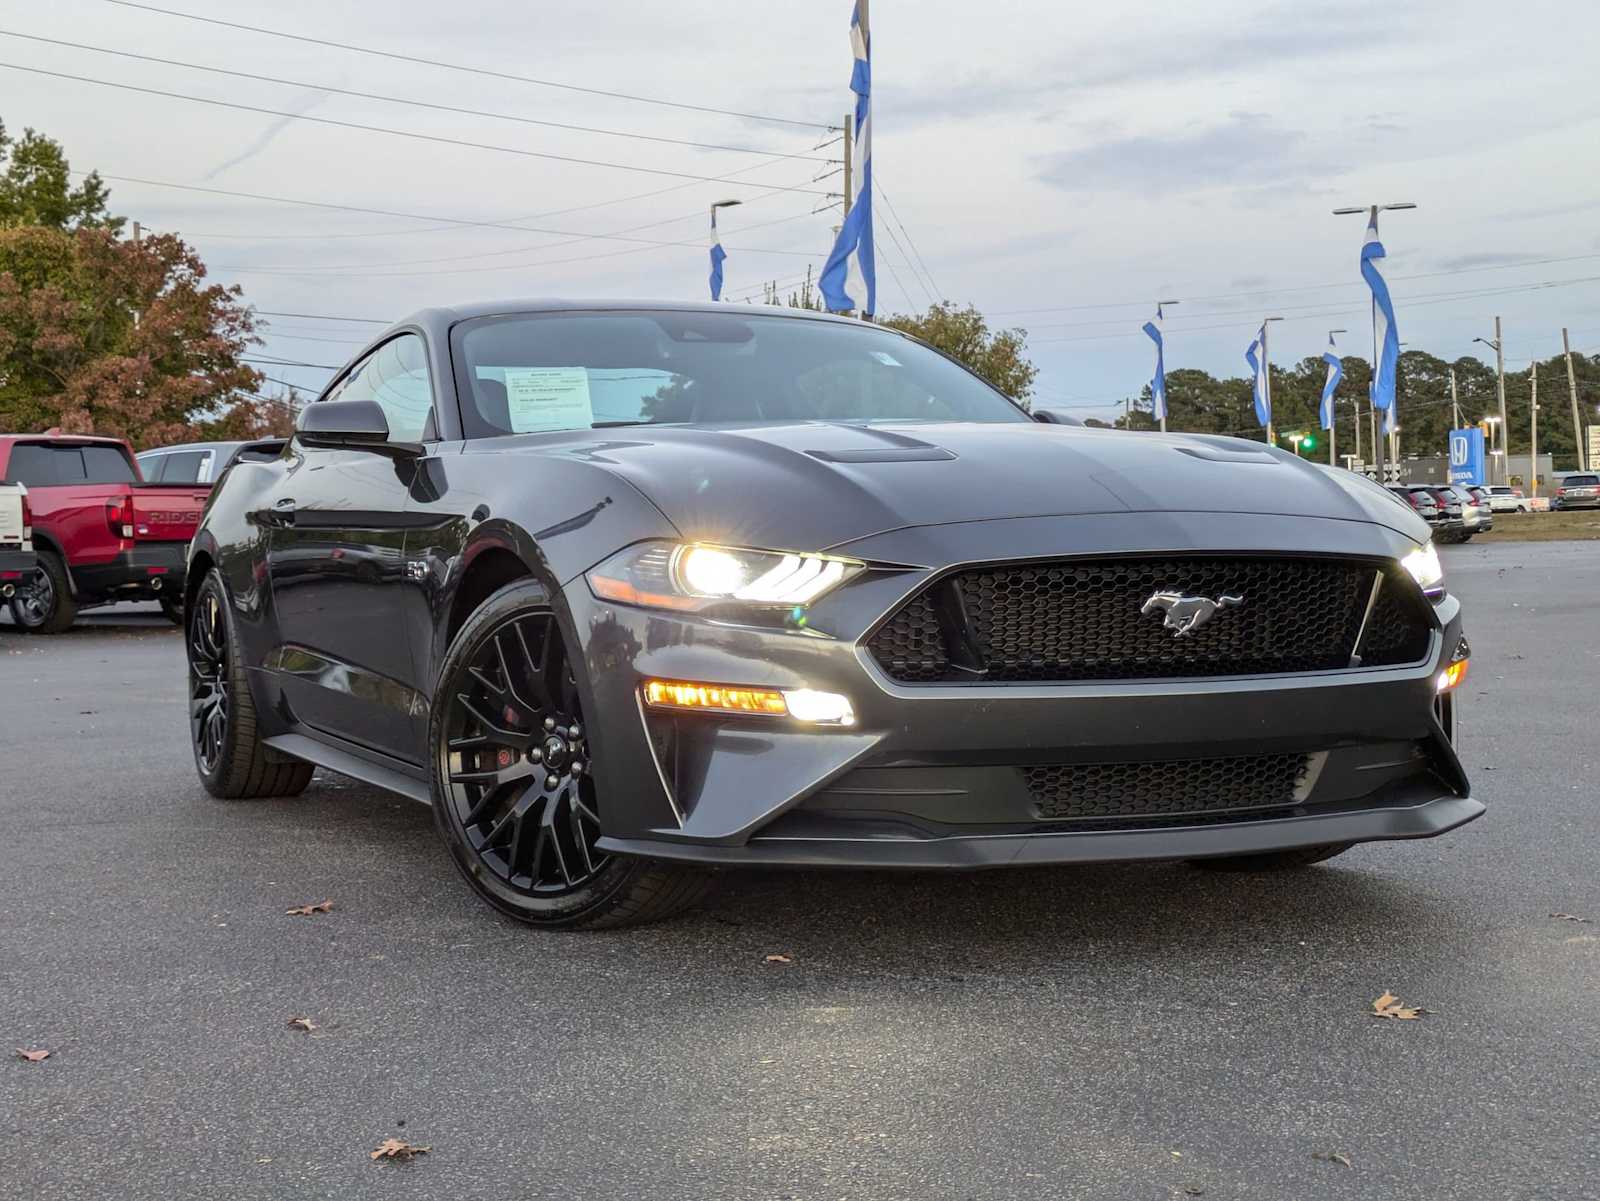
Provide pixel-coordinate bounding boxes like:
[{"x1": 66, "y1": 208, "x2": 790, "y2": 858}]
[
  {"x1": 1449, "y1": 367, "x2": 1460, "y2": 430},
  {"x1": 1564, "y1": 328, "x2": 1585, "y2": 470},
  {"x1": 1352, "y1": 396, "x2": 1361, "y2": 463},
  {"x1": 840, "y1": 114, "x2": 853, "y2": 220},
  {"x1": 1530, "y1": 362, "x2": 1539, "y2": 497},
  {"x1": 1473, "y1": 317, "x2": 1510, "y2": 484}
]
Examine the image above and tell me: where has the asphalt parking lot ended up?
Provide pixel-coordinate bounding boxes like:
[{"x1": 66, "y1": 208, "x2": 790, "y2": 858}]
[{"x1": 3, "y1": 540, "x2": 1597, "y2": 1201}]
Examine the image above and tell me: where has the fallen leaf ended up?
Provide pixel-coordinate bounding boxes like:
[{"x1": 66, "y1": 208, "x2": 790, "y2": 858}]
[
  {"x1": 1313, "y1": 1151, "x2": 1353, "y2": 1168},
  {"x1": 285, "y1": 900, "x2": 333, "y2": 916},
  {"x1": 1371, "y1": 992, "x2": 1426, "y2": 1020},
  {"x1": 286, "y1": 1017, "x2": 316, "y2": 1032},
  {"x1": 15, "y1": 1048, "x2": 50, "y2": 1062},
  {"x1": 1184, "y1": 1188, "x2": 1206, "y2": 1197},
  {"x1": 763, "y1": 953, "x2": 793, "y2": 965},
  {"x1": 1550, "y1": 912, "x2": 1591, "y2": 923},
  {"x1": 371, "y1": 1138, "x2": 430, "y2": 1161}
]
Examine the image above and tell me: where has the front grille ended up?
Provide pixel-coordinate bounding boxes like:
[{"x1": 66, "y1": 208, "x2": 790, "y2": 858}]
[
  {"x1": 867, "y1": 556, "x2": 1433, "y2": 683},
  {"x1": 1023, "y1": 753, "x2": 1310, "y2": 822}
]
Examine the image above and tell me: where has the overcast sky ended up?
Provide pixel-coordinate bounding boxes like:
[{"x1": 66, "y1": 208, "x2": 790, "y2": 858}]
[{"x1": 9, "y1": 0, "x2": 1600, "y2": 420}]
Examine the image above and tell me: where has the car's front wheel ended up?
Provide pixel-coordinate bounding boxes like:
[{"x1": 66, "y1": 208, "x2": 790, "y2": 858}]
[
  {"x1": 430, "y1": 579, "x2": 712, "y2": 929},
  {"x1": 188, "y1": 569, "x2": 314, "y2": 800}
]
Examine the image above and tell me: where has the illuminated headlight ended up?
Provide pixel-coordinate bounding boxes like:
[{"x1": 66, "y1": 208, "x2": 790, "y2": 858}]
[
  {"x1": 1400, "y1": 541, "x2": 1444, "y2": 596},
  {"x1": 589, "y1": 541, "x2": 863, "y2": 612}
]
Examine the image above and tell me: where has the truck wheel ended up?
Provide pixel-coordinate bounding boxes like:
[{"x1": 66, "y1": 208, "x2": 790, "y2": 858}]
[
  {"x1": 429, "y1": 578, "x2": 714, "y2": 929},
  {"x1": 9, "y1": 550, "x2": 76, "y2": 634},
  {"x1": 1188, "y1": 843, "x2": 1353, "y2": 872},
  {"x1": 188, "y1": 568, "x2": 313, "y2": 800}
]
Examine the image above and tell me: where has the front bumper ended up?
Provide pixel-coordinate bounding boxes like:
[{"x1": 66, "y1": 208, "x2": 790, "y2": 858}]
[{"x1": 568, "y1": 512, "x2": 1478, "y2": 869}]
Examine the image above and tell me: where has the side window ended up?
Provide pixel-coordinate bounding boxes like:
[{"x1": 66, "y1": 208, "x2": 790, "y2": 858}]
[
  {"x1": 328, "y1": 334, "x2": 434, "y2": 442},
  {"x1": 137, "y1": 453, "x2": 167, "y2": 481},
  {"x1": 159, "y1": 451, "x2": 208, "y2": 483}
]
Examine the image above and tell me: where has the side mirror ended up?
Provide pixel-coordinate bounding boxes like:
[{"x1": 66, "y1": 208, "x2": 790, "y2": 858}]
[
  {"x1": 296, "y1": 400, "x2": 420, "y2": 456},
  {"x1": 1032, "y1": 407, "x2": 1084, "y2": 426}
]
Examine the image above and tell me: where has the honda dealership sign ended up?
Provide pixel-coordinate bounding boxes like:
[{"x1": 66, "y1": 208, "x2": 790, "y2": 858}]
[{"x1": 1449, "y1": 428, "x2": 1486, "y2": 486}]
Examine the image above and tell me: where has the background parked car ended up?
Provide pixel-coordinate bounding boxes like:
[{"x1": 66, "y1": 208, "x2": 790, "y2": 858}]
[
  {"x1": 1482, "y1": 484, "x2": 1530, "y2": 513},
  {"x1": 1552, "y1": 473, "x2": 1600, "y2": 511},
  {"x1": 0, "y1": 480, "x2": 34, "y2": 602},
  {"x1": 1387, "y1": 484, "x2": 1458, "y2": 540},
  {"x1": 1444, "y1": 484, "x2": 1493, "y2": 535},
  {"x1": 0, "y1": 433, "x2": 209, "y2": 632},
  {"x1": 136, "y1": 438, "x2": 287, "y2": 485}
]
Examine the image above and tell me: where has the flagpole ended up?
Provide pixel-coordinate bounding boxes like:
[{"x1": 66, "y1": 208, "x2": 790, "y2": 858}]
[{"x1": 1334, "y1": 200, "x2": 1415, "y2": 482}]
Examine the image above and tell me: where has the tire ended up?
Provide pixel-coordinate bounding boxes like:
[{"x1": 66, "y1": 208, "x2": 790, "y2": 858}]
[
  {"x1": 1188, "y1": 842, "x2": 1354, "y2": 872},
  {"x1": 9, "y1": 550, "x2": 76, "y2": 634},
  {"x1": 159, "y1": 592, "x2": 184, "y2": 627},
  {"x1": 188, "y1": 568, "x2": 314, "y2": 800},
  {"x1": 429, "y1": 578, "x2": 713, "y2": 930}
]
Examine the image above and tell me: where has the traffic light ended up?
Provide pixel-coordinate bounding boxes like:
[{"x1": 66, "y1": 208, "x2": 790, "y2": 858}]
[{"x1": 1302, "y1": 433, "x2": 1316, "y2": 451}]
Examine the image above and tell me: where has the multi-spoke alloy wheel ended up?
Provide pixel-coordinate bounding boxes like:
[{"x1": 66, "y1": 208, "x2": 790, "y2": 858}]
[
  {"x1": 185, "y1": 569, "x2": 314, "y2": 800},
  {"x1": 430, "y1": 579, "x2": 712, "y2": 929},
  {"x1": 190, "y1": 589, "x2": 230, "y2": 774},
  {"x1": 8, "y1": 550, "x2": 74, "y2": 634},
  {"x1": 442, "y1": 611, "x2": 607, "y2": 895}
]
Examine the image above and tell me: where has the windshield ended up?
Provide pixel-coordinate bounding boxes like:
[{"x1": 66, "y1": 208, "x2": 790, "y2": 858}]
[{"x1": 451, "y1": 310, "x2": 1031, "y2": 437}]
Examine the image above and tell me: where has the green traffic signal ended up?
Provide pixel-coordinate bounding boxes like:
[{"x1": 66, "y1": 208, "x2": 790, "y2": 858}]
[{"x1": 1302, "y1": 434, "x2": 1316, "y2": 450}]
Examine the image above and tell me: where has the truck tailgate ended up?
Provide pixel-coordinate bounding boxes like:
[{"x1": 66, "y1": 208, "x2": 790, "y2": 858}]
[{"x1": 131, "y1": 485, "x2": 209, "y2": 542}]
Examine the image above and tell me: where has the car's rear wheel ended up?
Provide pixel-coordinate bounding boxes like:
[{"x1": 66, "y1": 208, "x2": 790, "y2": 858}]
[
  {"x1": 9, "y1": 550, "x2": 75, "y2": 634},
  {"x1": 188, "y1": 569, "x2": 314, "y2": 799},
  {"x1": 1188, "y1": 842, "x2": 1353, "y2": 872},
  {"x1": 430, "y1": 579, "x2": 712, "y2": 929}
]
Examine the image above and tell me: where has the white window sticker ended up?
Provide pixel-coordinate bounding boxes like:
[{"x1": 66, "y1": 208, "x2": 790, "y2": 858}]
[{"x1": 503, "y1": 367, "x2": 594, "y2": 433}]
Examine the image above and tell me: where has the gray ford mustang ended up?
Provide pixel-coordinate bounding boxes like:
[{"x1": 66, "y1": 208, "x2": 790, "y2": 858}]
[{"x1": 184, "y1": 301, "x2": 1479, "y2": 927}]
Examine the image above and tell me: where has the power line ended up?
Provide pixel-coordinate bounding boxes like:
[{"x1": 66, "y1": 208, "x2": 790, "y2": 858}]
[
  {"x1": 92, "y1": 172, "x2": 822, "y2": 265},
  {"x1": 2, "y1": 31, "x2": 832, "y2": 163},
  {"x1": 993, "y1": 252, "x2": 1600, "y2": 317},
  {"x1": 3, "y1": 63, "x2": 833, "y2": 193},
  {"x1": 100, "y1": 0, "x2": 835, "y2": 131},
  {"x1": 255, "y1": 309, "x2": 389, "y2": 324},
  {"x1": 243, "y1": 354, "x2": 340, "y2": 370},
  {"x1": 873, "y1": 179, "x2": 943, "y2": 299},
  {"x1": 211, "y1": 201, "x2": 827, "y2": 276}
]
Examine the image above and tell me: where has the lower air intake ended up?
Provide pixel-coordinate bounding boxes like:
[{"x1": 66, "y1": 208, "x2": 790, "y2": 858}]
[{"x1": 1023, "y1": 753, "x2": 1312, "y2": 822}]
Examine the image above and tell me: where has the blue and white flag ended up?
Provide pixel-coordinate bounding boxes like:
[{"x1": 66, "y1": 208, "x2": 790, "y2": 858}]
[
  {"x1": 1361, "y1": 211, "x2": 1400, "y2": 413},
  {"x1": 1245, "y1": 323, "x2": 1270, "y2": 429},
  {"x1": 819, "y1": 0, "x2": 875, "y2": 316},
  {"x1": 1319, "y1": 333, "x2": 1343, "y2": 431},
  {"x1": 708, "y1": 208, "x2": 728, "y2": 301},
  {"x1": 1141, "y1": 304, "x2": 1167, "y2": 423}
]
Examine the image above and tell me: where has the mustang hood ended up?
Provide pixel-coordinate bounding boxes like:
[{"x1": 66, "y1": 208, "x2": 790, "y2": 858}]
[{"x1": 566, "y1": 421, "x2": 1429, "y2": 553}]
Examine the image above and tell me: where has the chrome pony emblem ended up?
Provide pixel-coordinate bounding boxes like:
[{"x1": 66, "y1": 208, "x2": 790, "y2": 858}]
[{"x1": 1140, "y1": 590, "x2": 1243, "y2": 638}]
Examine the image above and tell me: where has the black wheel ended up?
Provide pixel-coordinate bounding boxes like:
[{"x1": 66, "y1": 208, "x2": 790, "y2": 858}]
[
  {"x1": 1188, "y1": 842, "x2": 1353, "y2": 872},
  {"x1": 159, "y1": 592, "x2": 184, "y2": 626},
  {"x1": 430, "y1": 579, "x2": 712, "y2": 929},
  {"x1": 188, "y1": 569, "x2": 314, "y2": 799},
  {"x1": 9, "y1": 550, "x2": 75, "y2": 634}
]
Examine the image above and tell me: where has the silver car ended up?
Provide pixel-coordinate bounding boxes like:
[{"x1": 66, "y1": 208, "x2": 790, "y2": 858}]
[
  {"x1": 1481, "y1": 485, "x2": 1530, "y2": 514},
  {"x1": 1554, "y1": 473, "x2": 1600, "y2": 510}
]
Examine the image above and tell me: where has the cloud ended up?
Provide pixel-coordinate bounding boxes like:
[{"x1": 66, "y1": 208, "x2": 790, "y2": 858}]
[
  {"x1": 1035, "y1": 112, "x2": 1310, "y2": 195},
  {"x1": 203, "y1": 91, "x2": 329, "y2": 181}
]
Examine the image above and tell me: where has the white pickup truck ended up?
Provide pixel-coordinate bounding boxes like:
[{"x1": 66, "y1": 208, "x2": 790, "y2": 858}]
[{"x1": 0, "y1": 481, "x2": 36, "y2": 602}]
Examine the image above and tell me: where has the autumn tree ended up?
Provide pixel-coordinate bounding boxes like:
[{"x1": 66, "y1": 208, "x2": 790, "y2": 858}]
[
  {"x1": 881, "y1": 301, "x2": 1038, "y2": 402},
  {"x1": 0, "y1": 122, "x2": 270, "y2": 447}
]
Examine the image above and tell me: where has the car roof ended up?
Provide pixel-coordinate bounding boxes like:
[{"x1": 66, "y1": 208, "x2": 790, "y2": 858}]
[{"x1": 137, "y1": 441, "x2": 244, "y2": 455}]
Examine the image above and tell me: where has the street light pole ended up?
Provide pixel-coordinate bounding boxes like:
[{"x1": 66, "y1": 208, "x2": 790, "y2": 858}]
[
  {"x1": 1326, "y1": 327, "x2": 1348, "y2": 467},
  {"x1": 1333, "y1": 202, "x2": 1416, "y2": 483},
  {"x1": 1262, "y1": 315, "x2": 1283, "y2": 446},
  {"x1": 1154, "y1": 299, "x2": 1179, "y2": 432},
  {"x1": 1474, "y1": 319, "x2": 1510, "y2": 484}
]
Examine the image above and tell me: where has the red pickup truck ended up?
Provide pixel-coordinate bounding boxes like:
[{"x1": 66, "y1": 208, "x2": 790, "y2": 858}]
[{"x1": 0, "y1": 433, "x2": 209, "y2": 633}]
